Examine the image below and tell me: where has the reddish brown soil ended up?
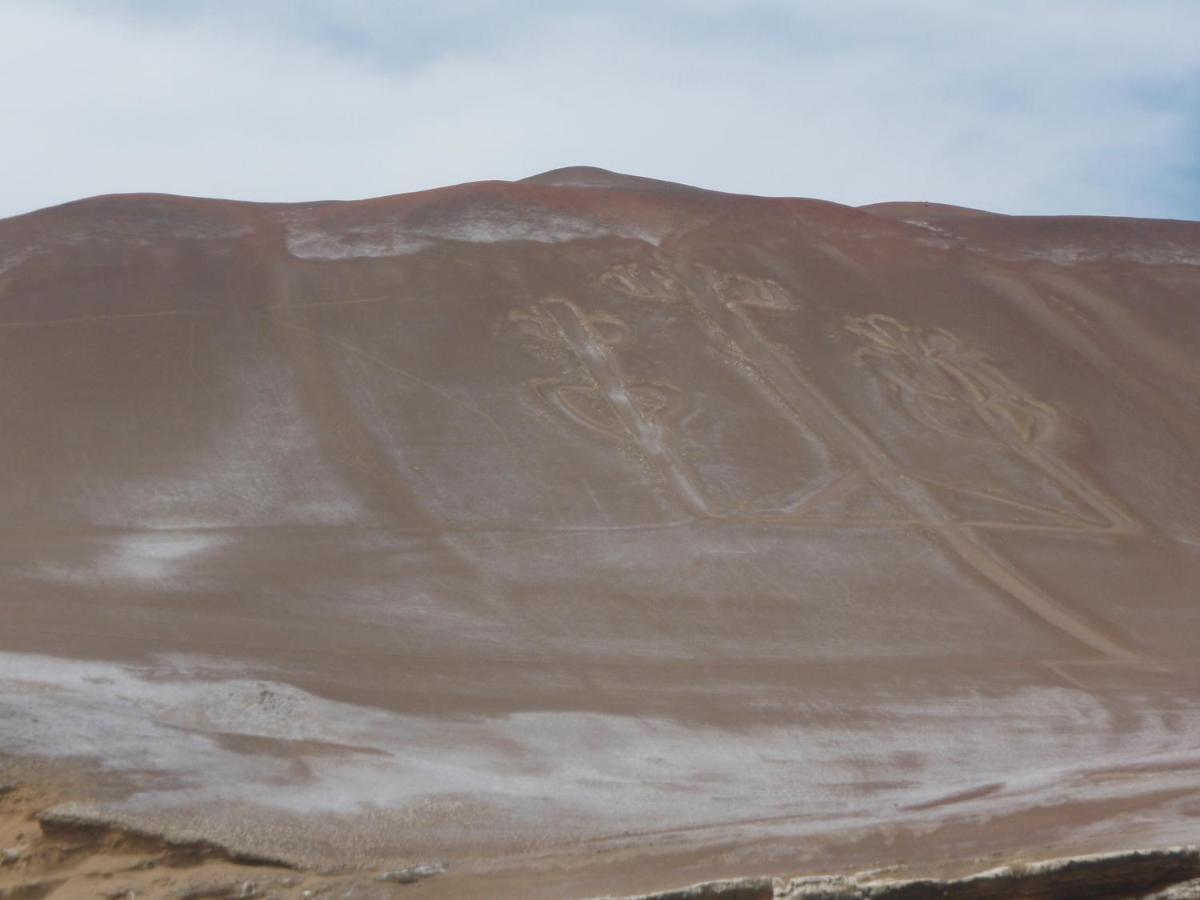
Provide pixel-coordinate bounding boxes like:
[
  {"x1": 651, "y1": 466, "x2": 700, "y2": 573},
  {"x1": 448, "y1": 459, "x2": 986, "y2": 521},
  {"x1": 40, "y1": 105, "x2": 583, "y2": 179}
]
[{"x1": 1, "y1": 167, "x2": 1199, "y2": 898}]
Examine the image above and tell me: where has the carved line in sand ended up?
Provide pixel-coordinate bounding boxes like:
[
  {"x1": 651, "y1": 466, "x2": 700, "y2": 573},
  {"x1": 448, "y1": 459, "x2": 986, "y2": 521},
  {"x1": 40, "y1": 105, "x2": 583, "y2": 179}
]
[
  {"x1": 508, "y1": 298, "x2": 717, "y2": 518},
  {"x1": 845, "y1": 313, "x2": 1139, "y2": 538},
  {"x1": 509, "y1": 296, "x2": 913, "y2": 525},
  {"x1": 269, "y1": 268, "x2": 1140, "y2": 661},
  {"x1": 602, "y1": 264, "x2": 1137, "y2": 531},
  {"x1": 589, "y1": 261, "x2": 1142, "y2": 662}
]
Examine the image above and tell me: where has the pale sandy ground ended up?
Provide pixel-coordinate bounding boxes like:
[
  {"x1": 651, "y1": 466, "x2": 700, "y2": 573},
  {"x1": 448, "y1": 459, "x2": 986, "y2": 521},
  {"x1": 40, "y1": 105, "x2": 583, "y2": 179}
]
[{"x1": 0, "y1": 769, "x2": 449, "y2": 900}]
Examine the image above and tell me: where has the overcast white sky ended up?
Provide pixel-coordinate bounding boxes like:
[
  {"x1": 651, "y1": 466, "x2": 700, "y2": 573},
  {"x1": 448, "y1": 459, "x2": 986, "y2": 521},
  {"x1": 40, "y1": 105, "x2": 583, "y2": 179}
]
[{"x1": 2, "y1": 1, "x2": 1198, "y2": 220}]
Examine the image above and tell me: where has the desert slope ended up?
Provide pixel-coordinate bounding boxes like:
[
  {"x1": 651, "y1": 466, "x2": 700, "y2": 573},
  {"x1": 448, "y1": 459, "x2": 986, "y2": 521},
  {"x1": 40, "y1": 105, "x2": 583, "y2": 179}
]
[{"x1": 1, "y1": 168, "x2": 1200, "y2": 898}]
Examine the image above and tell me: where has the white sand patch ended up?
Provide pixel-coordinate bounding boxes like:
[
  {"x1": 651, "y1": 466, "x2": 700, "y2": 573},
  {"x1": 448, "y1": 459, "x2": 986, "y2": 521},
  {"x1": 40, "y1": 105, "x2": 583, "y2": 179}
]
[
  {"x1": 80, "y1": 342, "x2": 366, "y2": 530},
  {"x1": 284, "y1": 227, "x2": 433, "y2": 260},
  {"x1": 900, "y1": 218, "x2": 959, "y2": 250},
  {"x1": 3, "y1": 652, "x2": 1199, "y2": 840},
  {"x1": 893, "y1": 220, "x2": 1200, "y2": 265},
  {"x1": 25, "y1": 532, "x2": 230, "y2": 589},
  {"x1": 983, "y1": 243, "x2": 1200, "y2": 266},
  {"x1": 0, "y1": 245, "x2": 39, "y2": 276},
  {"x1": 284, "y1": 209, "x2": 663, "y2": 260}
]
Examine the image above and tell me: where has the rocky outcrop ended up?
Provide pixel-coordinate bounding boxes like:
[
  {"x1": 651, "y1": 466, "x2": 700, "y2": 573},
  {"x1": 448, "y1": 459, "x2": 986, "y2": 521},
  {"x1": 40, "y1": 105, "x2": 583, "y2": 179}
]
[
  {"x1": 36, "y1": 805, "x2": 296, "y2": 869},
  {"x1": 595, "y1": 877, "x2": 775, "y2": 899},
  {"x1": 602, "y1": 847, "x2": 1200, "y2": 900}
]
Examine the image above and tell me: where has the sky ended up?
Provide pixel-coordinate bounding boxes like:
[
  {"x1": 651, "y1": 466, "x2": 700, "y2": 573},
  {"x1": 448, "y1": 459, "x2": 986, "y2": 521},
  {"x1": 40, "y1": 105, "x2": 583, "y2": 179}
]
[{"x1": 1, "y1": 1, "x2": 1198, "y2": 220}]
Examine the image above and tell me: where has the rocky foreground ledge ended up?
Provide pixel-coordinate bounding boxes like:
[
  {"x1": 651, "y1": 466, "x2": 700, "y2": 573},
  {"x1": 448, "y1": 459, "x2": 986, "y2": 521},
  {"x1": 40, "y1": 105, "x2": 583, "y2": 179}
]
[
  {"x1": 2, "y1": 777, "x2": 1198, "y2": 900},
  {"x1": 598, "y1": 847, "x2": 1200, "y2": 900}
]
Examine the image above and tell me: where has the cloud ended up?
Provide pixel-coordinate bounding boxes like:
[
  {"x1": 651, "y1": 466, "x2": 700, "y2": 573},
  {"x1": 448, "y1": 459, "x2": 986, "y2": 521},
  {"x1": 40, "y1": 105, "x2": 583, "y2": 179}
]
[{"x1": 1, "y1": 1, "x2": 1197, "y2": 219}]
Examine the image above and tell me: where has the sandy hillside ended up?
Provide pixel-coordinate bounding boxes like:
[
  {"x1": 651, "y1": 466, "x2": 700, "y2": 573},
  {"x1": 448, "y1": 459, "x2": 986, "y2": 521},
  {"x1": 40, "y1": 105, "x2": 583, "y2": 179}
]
[{"x1": 1, "y1": 167, "x2": 1200, "y2": 898}]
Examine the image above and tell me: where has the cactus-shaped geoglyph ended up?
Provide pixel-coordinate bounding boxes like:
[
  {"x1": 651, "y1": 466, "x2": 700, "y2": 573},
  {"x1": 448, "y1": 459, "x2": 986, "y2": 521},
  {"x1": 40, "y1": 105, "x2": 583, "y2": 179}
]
[
  {"x1": 847, "y1": 313, "x2": 1058, "y2": 446},
  {"x1": 507, "y1": 298, "x2": 716, "y2": 518},
  {"x1": 847, "y1": 313, "x2": 1137, "y2": 536}
]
